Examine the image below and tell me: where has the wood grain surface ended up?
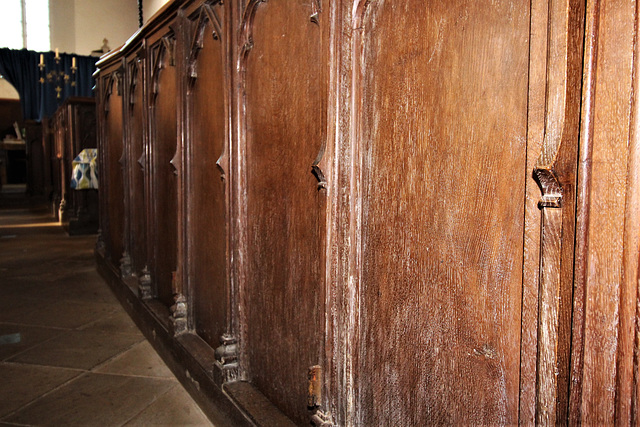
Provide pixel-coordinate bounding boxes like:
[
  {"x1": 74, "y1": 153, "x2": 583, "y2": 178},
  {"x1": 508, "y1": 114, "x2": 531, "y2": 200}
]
[
  {"x1": 353, "y1": 1, "x2": 528, "y2": 424},
  {"x1": 240, "y1": 1, "x2": 327, "y2": 424},
  {"x1": 92, "y1": 0, "x2": 640, "y2": 424}
]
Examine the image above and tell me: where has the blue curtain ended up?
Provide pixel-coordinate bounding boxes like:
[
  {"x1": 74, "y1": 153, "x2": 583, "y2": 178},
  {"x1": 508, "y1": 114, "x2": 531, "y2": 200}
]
[{"x1": 0, "y1": 48, "x2": 97, "y2": 121}]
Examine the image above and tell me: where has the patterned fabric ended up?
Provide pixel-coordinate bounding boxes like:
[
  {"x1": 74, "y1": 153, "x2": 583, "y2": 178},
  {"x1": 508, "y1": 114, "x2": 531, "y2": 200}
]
[{"x1": 71, "y1": 149, "x2": 99, "y2": 190}]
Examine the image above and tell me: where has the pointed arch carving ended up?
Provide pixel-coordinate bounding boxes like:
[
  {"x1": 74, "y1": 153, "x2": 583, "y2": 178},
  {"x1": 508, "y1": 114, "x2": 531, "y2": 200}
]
[
  {"x1": 188, "y1": 1, "x2": 223, "y2": 80},
  {"x1": 150, "y1": 33, "x2": 176, "y2": 106},
  {"x1": 127, "y1": 59, "x2": 139, "y2": 107},
  {"x1": 102, "y1": 75, "x2": 114, "y2": 115},
  {"x1": 103, "y1": 70, "x2": 122, "y2": 115},
  {"x1": 239, "y1": 0, "x2": 266, "y2": 61}
]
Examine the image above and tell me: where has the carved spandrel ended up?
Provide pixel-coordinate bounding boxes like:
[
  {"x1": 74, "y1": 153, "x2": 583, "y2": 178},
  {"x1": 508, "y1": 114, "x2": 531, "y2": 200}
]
[
  {"x1": 151, "y1": 34, "x2": 176, "y2": 104},
  {"x1": 120, "y1": 251, "x2": 132, "y2": 278},
  {"x1": 138, "y1": 266, "x2": 153, "y2": 300},
  {"x1": 214, "y1": 334, "x2": 238, "y2": 383},
  {"x1": 188, "y1": 1, "x2": 223, "y2": 80},
  {"x1": 103, "y1": 73, "x2": 119, "y2": 115},
  {"x1": 170, "y1": 292, "x2": 188, "y2": 336},
  {"x1": 115, "y1": 70, "x2": 123, "y2": 97},
  {"x1": 239, "y1": 0, "x2": 266, "y2": 60},
  {"x1": 128, "y1": 60, "x2": 139, "y2": 107}
]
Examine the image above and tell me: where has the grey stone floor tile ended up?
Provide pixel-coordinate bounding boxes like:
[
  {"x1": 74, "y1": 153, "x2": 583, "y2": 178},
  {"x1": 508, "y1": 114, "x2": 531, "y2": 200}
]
[
  {"x1": 0, "y1": 362, "x2": 82, "y2": 418},
  {"x1": 0, "y1": 323, "x2": 63, "y2": 361},
  {"x1": 8, "y1": 327, "x2": 144, "y2": 370},
  {"x1": 93, "y1": 340, "x2": 174, "y2": 378},
  {"x1": 4, "y1": 372, "x2": 176, "y2": 426},
  {"x1": 0, "y1": 296, "x2": 52, "y2": 325},
  {"x1": 0, "y1": 203, "x2": 213, "y2": 426},
  {"x1": 7, "y1": 299, "x2": 119, "y2": 329},
  {"x1": 123, "y1": 384, "x2": 214, "y2": 426},
  {"x1": 79, "y1": 310, "x2": 144, "y2": 338}
]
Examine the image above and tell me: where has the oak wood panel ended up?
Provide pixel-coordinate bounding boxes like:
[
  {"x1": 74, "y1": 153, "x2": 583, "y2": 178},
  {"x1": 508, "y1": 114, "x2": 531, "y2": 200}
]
[
  {"x1": 354, "y1": 2, "x2": 529, "y2": 424},
  {"x1": 126, "y1": 57, "x2": 147, "y2": 275},
  {"x1": 103, "y1": 72, "x2": 126, "y2": 263},
  {"x1": 150, "y1": 36, "x2": 179, "y2": 307},
  {"x1": 185, "y1": 2, "x2": 228, "y2": 347},
  {"x1": 622, "y1": 3, "x2": 640, "y2": 422},
  {"x1": 242, "y1": 1, "x2": 326, "y2": 424}
]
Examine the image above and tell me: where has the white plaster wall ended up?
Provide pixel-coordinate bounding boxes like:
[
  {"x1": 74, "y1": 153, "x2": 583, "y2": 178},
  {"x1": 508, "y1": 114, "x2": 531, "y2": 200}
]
[
  {"x1": 0, "y1": 79, "x2": 19, "y2": 100},
  {"x1": 73, "y1": 0, "x2": 139, "y2": 55},
  {"x1": 143, "y1": 0, "x2": 170, "y2": 23},
  {"x1": 49, "y1": 0, "x2": 76, "y2": 53}
]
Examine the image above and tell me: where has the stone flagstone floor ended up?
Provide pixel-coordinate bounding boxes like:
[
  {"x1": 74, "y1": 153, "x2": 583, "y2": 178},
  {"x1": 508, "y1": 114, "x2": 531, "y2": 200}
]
[{"x1": 0, "y1": 189, "x2": 213, "y2": 426}]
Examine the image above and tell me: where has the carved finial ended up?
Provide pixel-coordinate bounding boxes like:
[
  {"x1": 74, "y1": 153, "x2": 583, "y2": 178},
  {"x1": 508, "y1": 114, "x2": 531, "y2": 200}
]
[
  {"x1": 310, "y1": 409, "x2": 334, "y2": 427},
  {"x1": 214, "y1": 334, "x2": 238, "y2": 383},
  {"x1": 138, "y1": 266, "x2": 153, "y2": 300},
  {"x1": 170, "y1": 293, "x2": 188, "y2": 335},
  {"x1": 119, "y1": 251, "x2": 132, "y2": 278}
]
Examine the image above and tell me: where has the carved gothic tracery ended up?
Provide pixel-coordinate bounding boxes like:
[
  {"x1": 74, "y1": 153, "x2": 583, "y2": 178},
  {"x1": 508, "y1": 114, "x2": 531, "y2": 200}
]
[
  {"x1": 151, "y1": 35, "x2": 176, "y2": 104},
  {"x1": 188, "y1": 1, "x2": 223, "y2": 80}
]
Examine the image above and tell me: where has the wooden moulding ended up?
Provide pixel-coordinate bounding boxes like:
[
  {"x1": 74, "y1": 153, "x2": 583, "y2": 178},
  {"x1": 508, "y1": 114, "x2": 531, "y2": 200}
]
[{"x1": 533, "y1": 0, "x2": 584, "y2": 424}]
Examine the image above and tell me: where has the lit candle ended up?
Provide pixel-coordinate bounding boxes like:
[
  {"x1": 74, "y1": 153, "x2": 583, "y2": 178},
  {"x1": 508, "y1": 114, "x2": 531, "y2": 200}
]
[
  {"x1": 72, "y1": 57, "x2": 76, "y2": 67},
  {"x1": 39, "y1": 54, "x2": 44, "y2": 65},
  {"x1": 55, "y1": 48, "x2": 59, "y2": 59}
]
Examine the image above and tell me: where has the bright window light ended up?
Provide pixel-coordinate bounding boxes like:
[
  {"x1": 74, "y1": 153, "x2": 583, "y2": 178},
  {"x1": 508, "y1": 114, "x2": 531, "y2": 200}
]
[
  {"x1": 0, "y1": 0, "x2": 50, "y2": 51},
  {"x1": 0, "y1": 1, "x2": 24, "y2": 49},
  {"x1": 26, "y1": 0, "x2": 50, "y2": 51}
]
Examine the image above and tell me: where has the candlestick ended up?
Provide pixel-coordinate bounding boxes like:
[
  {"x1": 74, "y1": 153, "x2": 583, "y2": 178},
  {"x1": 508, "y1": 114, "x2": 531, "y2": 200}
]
[
  {"x1": 72, "y1": 57, "x2": 76, "y2": 68},
  {"x1": 55, "y1": 48, "x2": 59, "y2": 59},
  {"x1": 39, "y1": 54, "x2": 44, "y2": 65}
]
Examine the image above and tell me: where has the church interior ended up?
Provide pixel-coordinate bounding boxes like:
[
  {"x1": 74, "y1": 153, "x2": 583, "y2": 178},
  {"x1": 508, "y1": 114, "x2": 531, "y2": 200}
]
[{"x1": 1, "y1": 0, "x2": 640, "y2": 425}]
